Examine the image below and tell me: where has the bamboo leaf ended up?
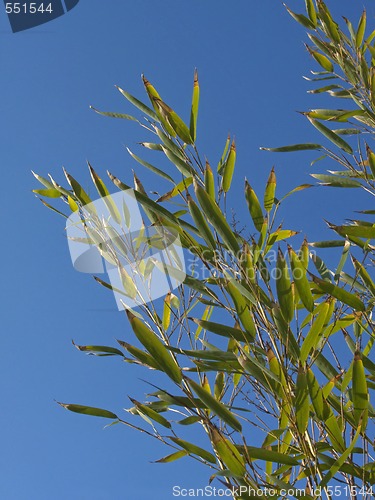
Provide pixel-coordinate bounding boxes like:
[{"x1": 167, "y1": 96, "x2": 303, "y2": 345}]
[
  {"x1": 130, "y1": 398, "x2": 171, "y2": 428},
  {"x1": 245, "y1": 180, "x2": 264, "y2": 232},
  {"x1": 126, "y1": 311, "x2": 182, "y2": 384},
  {"x1": 311, "y1": 275, "x2": 366, "y2": 311},
  {"x1": 212, "y1": 428, "x2": 246, "y2": 477},
  {"x1": 222, "y1": 140, "x2": 236, "y2": 193},
  {"x1": 63, "y1": 169, "x2": 93, "y2": 207},
  {"x1": 162, "y1": 146, "x2": 195, "y2": 178},
  {"x1": 295, "y1": 365, "x2": 310, "y2": 434},
  {"x1": 300, "y1": 301, "x2": 330, "y2": 363},
  {"x1": 260, "y1": 143, "x2": 322, "y2": 152},
  {"x1": 288, "y1": 246, "x2": 314, "y2": 312},
  {"x1": 306, "y1": 117, "x2": 353, "y2": 154},
  {"x1": 319, "y1": 423, "x2": 362, "y2": 489},
  {"x1": 217, "y1": 134, "x2": 231, "y2": 174},
  {"x1": 352, "y1": 351, "x2": 369, "y2": 431},
  {"x1": 73, "y1": 341, "x2": 124, "y2": 357},
  {"x1": 127, "y1": 148, "x2": 174, "y2": 183},
  {"x1": 170, "y1": 437, "x2": 216, "y2": 464},
  {"x1": 355, "y1": 10, "x2": 367, "y2": 48},
  {"x1": 116, "y1": 85, "x2": 159, "y2": 121},
  {"x1": 276, "y1": 248, "x2": 294, "y2": 323},
  {"x1": 264, "y1": 167, "x2": 276, "y2": 212},
  {"x1": 190, "y1": 69, "x2": 199, "y2": 142},
  {"x1": 153, "y1": 98, "x2": 193, "y2": 144},
  {"x1": 90, "y1": 106, "x2": 138, "y2": 122},
  {"x1": 32, "y1": 188, "x2": 61, "y2": 198},
  {"x1": 186, "y1": 378, "x2": 242, "y2": 432},
  {"x1": 187, "y1": 194, "x2": 216, "y2": 250},
  {"x1": 194, "y1": 180, "x2": 239, "y2": 254},
  {"x1": 154, "y1": 450, "x2": 188, "y2": 463},
  {"x1": 311, "y1": 173, "x2": 362, "y2": 188},
  {"x1": 58, "y1": 403, "x2": 118, "y2": 419}
]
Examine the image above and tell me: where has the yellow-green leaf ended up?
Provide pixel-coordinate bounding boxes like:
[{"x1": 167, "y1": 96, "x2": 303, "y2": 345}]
[
  {"x1": 245, "y1": 180, "x2": 264, "y2": 231},
  {"x1": 311, "y1": 275, "x2": 365, "y2": 311},
  {"x1": 222, "y1": 140, "x2": 236, "y2": 193},
  {"x1": 189, "y1": 68, "x2": 199, "y2": 142},
  {"x1": 126, "y1": 310, "x2": 182, "y2": 384},
  {"x1": 58, "y1": 403, "x2": 118, "y2": 419},
  {"x1": 264, "y1": 167, "x2": 276, "y2": 212},
  {"x1": 288, "y1": 246, "x2": 314, "y2": 312},
  {"x1": 187, "y1": 378, "x2": 242, "y2": 432}
]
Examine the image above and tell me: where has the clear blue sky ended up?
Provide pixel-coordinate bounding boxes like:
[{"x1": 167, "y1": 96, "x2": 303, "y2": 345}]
[{"x1": 1, "y1": 1, "x2": 373, "y2": 499}]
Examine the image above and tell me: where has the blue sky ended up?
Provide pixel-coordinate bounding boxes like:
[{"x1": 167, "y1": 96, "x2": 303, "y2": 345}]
[{"x1": 1, "y1": 1, "x2": 374, "y2": 499}]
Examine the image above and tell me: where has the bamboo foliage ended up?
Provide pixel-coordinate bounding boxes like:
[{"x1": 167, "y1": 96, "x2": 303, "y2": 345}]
[{"x1": 34, "y1": 2, "x2": 375, "y2": 496}]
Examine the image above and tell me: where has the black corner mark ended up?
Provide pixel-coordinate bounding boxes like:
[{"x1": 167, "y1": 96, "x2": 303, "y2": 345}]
[{"x1": 4, "y1": 0, "x2": 80, "y2": 33}]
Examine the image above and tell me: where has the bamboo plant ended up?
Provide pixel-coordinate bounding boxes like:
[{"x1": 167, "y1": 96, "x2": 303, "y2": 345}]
[{"x1": 33, "y1": 2, "x2": 375, "y2": 498}]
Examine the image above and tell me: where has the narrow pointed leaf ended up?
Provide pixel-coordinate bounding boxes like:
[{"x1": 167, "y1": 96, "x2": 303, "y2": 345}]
[
  {"x1": 58, "y1": 403, "x2": 118, "y2": 419},
  {"x1": 186, "y1": 378, "x2": 242, "y2": 432}
]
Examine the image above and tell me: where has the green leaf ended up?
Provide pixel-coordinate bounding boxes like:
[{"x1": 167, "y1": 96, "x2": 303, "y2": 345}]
[
  {"x1": 63, "y1": 169, "x2": 93, "y2": 207},
  {"x1": 218, "y1": 134, "x2": 231, "y2": 174},
  {"x1": 264, "y1": 167, "x2": 276, "y2": 212},
  {"x1": 194, "y1": 180, "x2": 240, "y2": 254},
  {"x1": 126, "y1": 311, "x2": 182, "y2": 384},
  {"x1": 162, "y1": 146, "x2": 195, "y2": 178},
  {"x1": 186, "y1": 378, "x2": 242, "y2": 432},
  {"x1": 32, "y1": 188, "x2": 62, "y2": 198},
  {"x1": 37, "y1": 198, "x2": 68, "y2": 218},
  {"x1": 58, "y1": 403, "x2": 118, "y2": 419},
  {"x1": 319, "y1": 423, "x2": 362, "y2": 488},
  {"x1": 352, "y1": 352, "x2": 368, "y2": 431},
  {"x1": 284, "y1": 4, "x2": 315, "y2": 29},
  {"x1": 191, "y1": 319, "x2": 248, "y2": 343},
  {"x1": 333, "y1": 224, "x2": 375, "y2": 240},
  {"x1": 308, "y1": 48, "x2": 334, "y2": 72},
  {"x1": 189, "y1": 69, "x2": 199, "y2": 142},
  {"x1": 130, "y1": 398, "x2": 171, "y2": 428},
  {"x1": 116, "y1": 85, "x2": 159, "y2": 121},
  {"x1": 245, "y1": 180, "x2": 264, "y2": 232},
  {"x1": 73, "y1": 341, "x2": 124, "y2": 357},
  {"x1": 311, "y1": 275, "x2": 366, "y2": 311},
  {"x1": 90, "y1": 106, "x2": 138, "y2": 122},
  {"x1": 305, "y1": 0, "x2": 317, "y2": 27},
  {"x1": 356, "y1": 10, "x2": 367, "y2": 48},
  {"x1": 212, "y1": 428, "x2": 246, "y2": 477},
  {"x1": 88, "y1": 164, "x2": 122, "y2": 224},
  {"x1": 222, "y1": 140, "x2": 236, "y2": 193},
  {"x1": 260, "y1": 143, "x2": 322, "y2": 152},
  {"x1": 241, "y1": 445, "x2": 300, "y2": 466},
  {"x1": 288, "y1": 246, "x2": 314, "y2": 312},
  {"x1": 309, "y1": 240, "x2": 345, "y2": 248},
  {"x1": 306, "y1": 117, "x2": 353, "y2": 154},
  {"x1": 32, "y1": 171, "x2": 55, "y2": 189},
  {"x1": 187, "y1": 194, "x2": 216, "y2": 250},
  {"x1": 276, "y1": 248, "x2": 294, "y2": 323},
  {"x1": 117, "y1": 340, "x2": 160, "y2": 369},
  {"x1": 311, "y1": 173, "x2": 362, "y2": 188},
  {"x1": 127, "y1": 148, "x2": 174, "y2": 183},
  {"x1": 169, "y1": 437, "x2": 216, "y2": 464},
  {"x1": 295, "y1": 365, "x2": 310, "y2": 434},
  {"x1": 154, "y1": 450, "x2": 188, "y2": 463},
  {"x1": 177, "y1": 416, "x2": 202, "y2": 426},
  {"x1": 300, "y1": 301, "x2": 330, "y2": 363},
  {"x1": 153, "y1": 98, "x2": 193, "y2": 144}
]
